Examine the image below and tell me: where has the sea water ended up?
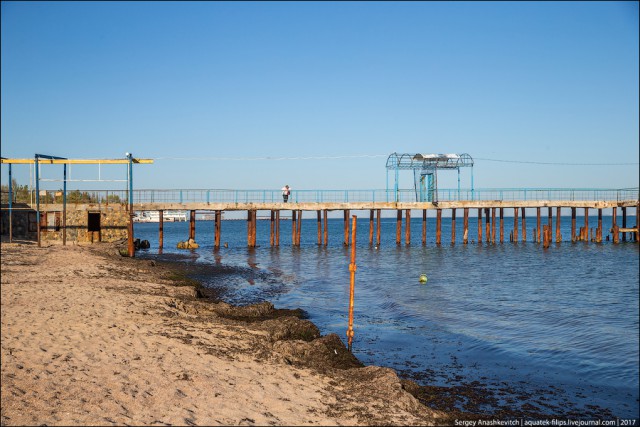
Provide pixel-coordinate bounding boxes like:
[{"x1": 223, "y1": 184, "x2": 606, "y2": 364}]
[{"x1": 134, "y1": 215, "x2": 639, "y2": 418}]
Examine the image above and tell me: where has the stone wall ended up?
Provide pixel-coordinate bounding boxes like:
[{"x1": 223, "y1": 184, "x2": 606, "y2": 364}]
[{"x1": 1, "y1": 204, "x2": 129, "y2": 243}]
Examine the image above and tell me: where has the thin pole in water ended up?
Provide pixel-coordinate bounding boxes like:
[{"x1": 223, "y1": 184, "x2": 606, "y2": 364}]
[{"x1": 346, "y1": 215, "x2": 357, "y2": 352}]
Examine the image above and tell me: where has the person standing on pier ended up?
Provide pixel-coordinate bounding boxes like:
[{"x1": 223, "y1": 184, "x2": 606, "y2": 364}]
[{"x1": 282, "y1": 185, "x2": 291, "y2": 203}]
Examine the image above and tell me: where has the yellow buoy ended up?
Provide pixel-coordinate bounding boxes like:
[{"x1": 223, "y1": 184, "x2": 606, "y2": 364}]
[{"x1": 419, "y1": 274, "x2": 428, "y2": 283}]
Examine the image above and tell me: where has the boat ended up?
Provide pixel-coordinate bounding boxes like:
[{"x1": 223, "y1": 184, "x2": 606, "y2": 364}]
[{"x1": 133, "y1": 210, "x2": 187, "y2": 222}]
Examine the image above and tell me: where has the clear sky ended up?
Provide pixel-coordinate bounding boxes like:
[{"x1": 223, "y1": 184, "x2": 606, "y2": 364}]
[{"x1": 1, "y1": 1, "x2": 639, "y2": 193}]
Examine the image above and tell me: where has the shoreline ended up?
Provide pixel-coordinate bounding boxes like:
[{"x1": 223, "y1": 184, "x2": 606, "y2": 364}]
[
  {"x1": 140, "y1": 245, "x2": 630, "y2": 421},
  {"x1": 2, "y1": 240, "x2": 629, "y2": 425},
  {"x1": 1, "y1": 240, "x2": 448, "y2": 426}
]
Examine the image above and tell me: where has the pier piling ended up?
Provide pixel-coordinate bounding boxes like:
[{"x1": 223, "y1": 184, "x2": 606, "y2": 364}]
[
  {"x1": 556, "y1": 207, "x2": 561, "y2": 243},
  {"x1": 450, "y1": 208, "x2": 456, "y2": 245},
  {"x1": 513, "y1": 208, "x2": 519, "y2": 243},
  {"x1": 422, "y1": 209, "x2": 427, "y2": 246},
  {"x1": 477, "y1": 208, "x2": 482, "y2": 243},
  {"x1": 436, "y1": 209, "x2": 442, "y2": 245},
  {"x1": 405, "y1": 209, "x2": 411, "y2": 245},
  {"x1": 463, "y1": 208, "x2": 469, "y2": 244},
  {"x1": 485, "y1": 208, "x2": 491, "y2": 243}
]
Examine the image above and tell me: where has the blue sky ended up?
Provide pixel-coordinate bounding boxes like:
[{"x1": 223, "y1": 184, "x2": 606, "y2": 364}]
[{"x1": 1, "y1": 1, "x2": 638, "y2": 192}]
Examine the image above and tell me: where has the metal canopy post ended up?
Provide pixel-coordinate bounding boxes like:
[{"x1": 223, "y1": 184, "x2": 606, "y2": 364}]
[
  {"x1": 127, "y1": 153, "x2": 135, "y2": 257},
  {"x1": 63, "y1": 164, "x2": 67, "y2": 245},
  {"x1": 8, "y1": 162, "x2": 12, "y2": 242},
  {"x1": 35, "y1": 155, "x2": 40, "y2": 246}
]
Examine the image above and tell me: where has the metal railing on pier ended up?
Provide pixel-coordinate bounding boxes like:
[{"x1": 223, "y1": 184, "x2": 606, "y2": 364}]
[{"x1": 4, "y1": 187, "x2": 637, "y2": 206}]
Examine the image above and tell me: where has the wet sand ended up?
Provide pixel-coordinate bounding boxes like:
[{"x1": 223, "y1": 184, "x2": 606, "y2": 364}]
[{"x1": 1, "y1": 240, "x2": 447, "y2": 426}]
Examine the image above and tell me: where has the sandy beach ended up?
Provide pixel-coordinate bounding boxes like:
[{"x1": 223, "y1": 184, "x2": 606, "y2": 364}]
[{"x1": 1, "y1": 240, "x2": 447, "y2": 426}]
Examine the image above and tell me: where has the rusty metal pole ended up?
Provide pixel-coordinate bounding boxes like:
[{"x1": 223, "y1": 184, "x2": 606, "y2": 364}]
[
  {"x1": 555, "y1": 207, "x2": 561, "y2": 243},
  {"x1": 463, "y1": 208, "x2": 468, "y2": 244},
  {"x1": 405, "y1": 209, "x2": 412, "y2": 245},
  {"x1": 159, "y1": 210, "x2": 164, "y2": 253},
  {"x1": 547, "y1": 208, "x2": 553, "y2": 242},
  {"x1": 450, "y1": 208, "x2": 456, "y2": 245},
  {"x1": 571, "y1": 207, "x2": 576, "y2": 242},
  {"x1": 396, "y1": 210, "x2": 402, "y2": 245},
  {"x1": 521, "y1": 208, "x2": 527, "y2": 243},
  {"x1": 346, "y1": 215, "x2": 357, "y2": 352},
  {"x1": 434, "y1": 209, "x2": 441, "y2": 245},
  {"x1": 622, "y1": 207, "x2": 627, "y2": 242},
  {"x1": 477, "y1": 208, "x2": 482, "y2": 243}
]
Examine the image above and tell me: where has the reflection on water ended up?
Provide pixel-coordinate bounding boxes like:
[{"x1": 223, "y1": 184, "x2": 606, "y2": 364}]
[{"x1": 135, "y1": 217, "x2": 639, "y2": 417}]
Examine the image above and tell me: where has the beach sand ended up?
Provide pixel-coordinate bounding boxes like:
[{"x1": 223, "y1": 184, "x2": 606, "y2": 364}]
[{"x1": 1, "y1": 240, "x2": 447, "y2": 426}]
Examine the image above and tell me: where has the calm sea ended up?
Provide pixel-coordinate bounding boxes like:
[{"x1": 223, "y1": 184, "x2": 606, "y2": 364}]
[{"x1": 134, "y1": 214, "x2": 639, "y2": 418}]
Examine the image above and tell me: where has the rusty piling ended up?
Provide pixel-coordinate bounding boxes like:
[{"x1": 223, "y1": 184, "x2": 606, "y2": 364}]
[
  {"x1": 463, "y1": 208, "x2": 469, "y2": 244},
  {"x1": 344, "y1": 210, "x2": 350, "y2": 246},
  {"x1": 214, "y1": 210, "x2": 221, "y2": 248},
  {"x1": 396, "y1": 210, "x2": 402, "y2": 245},
  {"x1": 405, "y1": 209, "x2": 411, "y2": 245},
  {"x1": 436, "y1": 209, "x2": 442, "y2": 245},
  {"x1": 555, "y1": 207, "x2": 561, "y2": 243},
  {"x1": 189, "y1": 210, "x2": 196, "y2": 241},
  {"x1": 422, "y1": 209, "x2": 427, "y2": 245},
  {"x1": 485, "y1": 208, "x2": 491, "y2": 243},
  {"x1": 376, "y1": 209, "x2": 381, "y2": 247},
  {"x1": 477, "y1": 208, "x2": 482, "y2": 243},
  {"x1": 500, "y1": 208, "x2": 504, "y2": 243},
  {"x1": 491, "y1": 208, "x2": 497, "y2": 244},
  {"x1": 451, "y1": 208, "x2": 456, "y2": 245}
]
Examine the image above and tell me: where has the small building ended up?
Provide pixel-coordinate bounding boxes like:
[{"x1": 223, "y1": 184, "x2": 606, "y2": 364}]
[{"x1": 1, "y1": 203, "x2": 130, "y2": 243}]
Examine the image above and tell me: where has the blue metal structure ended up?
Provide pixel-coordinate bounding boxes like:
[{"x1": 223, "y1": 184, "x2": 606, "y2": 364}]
[{"x1": 385, "y1": 152, "x2": 474, "y2": 202}]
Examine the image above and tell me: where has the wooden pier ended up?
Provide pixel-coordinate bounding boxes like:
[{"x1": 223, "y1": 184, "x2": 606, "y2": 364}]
[{"x1": 128, "y1": 199, "x2": 638, "y2": 249}]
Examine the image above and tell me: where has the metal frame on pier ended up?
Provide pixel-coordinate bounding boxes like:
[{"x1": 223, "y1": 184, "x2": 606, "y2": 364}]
[{"x1": 385, "y1": 152, "x2": 474, "y2": 203}]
